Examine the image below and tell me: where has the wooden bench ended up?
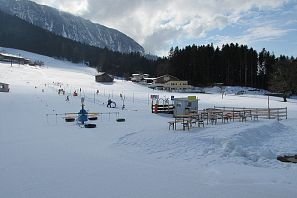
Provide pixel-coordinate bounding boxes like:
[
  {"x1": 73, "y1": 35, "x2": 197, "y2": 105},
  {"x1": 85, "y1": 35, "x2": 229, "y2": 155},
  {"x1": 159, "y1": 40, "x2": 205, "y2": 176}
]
[
  {"x1": 210, "y1": 115, "x2": 217, "y2": 125},
  {"x1": 168, "y1": 121, "x2": 176, "y2": 130},
  {"x1": 198, "y1": 120, "x2": 204, "y2": 127},
  {"x1": 169, "y1": 119, "x2": 191, "y2": 131},
  {"x1": 182, "y1": 121, "x2": 190, "y2": 130},
  {"x1": 239, "y1": 114, "x2": 247, "y2": 122},
  {"x1": 168, "y1": 119, "x2": 184, "y2": 130},
  {"x1": 223, "y1": 114, "x2": 232, "y2": 123}
]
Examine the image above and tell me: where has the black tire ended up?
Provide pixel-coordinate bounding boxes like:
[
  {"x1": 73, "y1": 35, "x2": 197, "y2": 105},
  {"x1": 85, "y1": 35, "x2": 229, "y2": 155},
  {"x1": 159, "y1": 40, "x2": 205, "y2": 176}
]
[
  {"x1": 88, "y1": 116, "x2": 98, "y2": 120},
  {"x1": 65, "y1": 117, "x2": 75, "y2": 122},
  {"x1": 84, "y1": 123, "x2": 96, "y2": 128},
  {"x1": 277, "y1": 155, "x2": 297, "y2": 163},
  {"x1": 116, "y1": 118, "x2": 125, "y2": 122}
]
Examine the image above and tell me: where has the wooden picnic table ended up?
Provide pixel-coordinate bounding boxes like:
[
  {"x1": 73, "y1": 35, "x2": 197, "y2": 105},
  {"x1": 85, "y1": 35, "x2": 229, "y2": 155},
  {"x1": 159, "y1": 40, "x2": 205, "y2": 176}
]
[
  {"x1": 174, "y1": 115, "x2": 192, "y2": 130},
  {"x1": 169, "y1": 113, "x2": 204, "y2": 130}
]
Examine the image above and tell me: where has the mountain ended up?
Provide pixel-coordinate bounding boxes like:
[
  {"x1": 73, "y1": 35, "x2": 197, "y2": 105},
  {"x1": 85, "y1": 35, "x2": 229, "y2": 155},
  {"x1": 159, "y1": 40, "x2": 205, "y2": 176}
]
[
  {"x1": 0, "y1": 0, "x2": 144, "y2": 54},
  {"x1": 0, "y1": 10, "x2": 155, "y2": 76}
]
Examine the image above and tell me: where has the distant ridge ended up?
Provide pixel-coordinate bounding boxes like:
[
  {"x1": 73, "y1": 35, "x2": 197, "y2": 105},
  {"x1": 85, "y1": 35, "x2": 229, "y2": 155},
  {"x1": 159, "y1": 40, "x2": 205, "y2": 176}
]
[{"x1": 0, "y1": 0, "x2": 145, "y2": 54}]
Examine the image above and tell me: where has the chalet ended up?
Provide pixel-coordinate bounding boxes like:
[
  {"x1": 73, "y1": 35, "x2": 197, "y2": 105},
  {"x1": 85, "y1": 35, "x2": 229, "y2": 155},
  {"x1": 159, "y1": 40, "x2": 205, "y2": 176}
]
[
  {"x1": 0, "y1": 82, "x2": 9, "y2": 92},
  {"x1": 154, "y1": 74, "x2": 180, "y2": 84},
  {"x1": 0, "y1": 53, "x2": 30, "y2": 65},
  {"x1": 95, "y1": 72, "x2": 114, "y2": 82},
  {"x1": 152, "y1": 74, "x2": 191, "y2": 91},
  {"x1": 164, "y1": 80, "x2": 191, "y2": 91}
]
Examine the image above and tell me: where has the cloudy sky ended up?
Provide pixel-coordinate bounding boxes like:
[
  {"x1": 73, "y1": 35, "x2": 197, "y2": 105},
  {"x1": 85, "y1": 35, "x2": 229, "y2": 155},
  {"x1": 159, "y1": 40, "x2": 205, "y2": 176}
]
[{"x1": 33, "y1": 0, "x2": 297, "y2": 57}]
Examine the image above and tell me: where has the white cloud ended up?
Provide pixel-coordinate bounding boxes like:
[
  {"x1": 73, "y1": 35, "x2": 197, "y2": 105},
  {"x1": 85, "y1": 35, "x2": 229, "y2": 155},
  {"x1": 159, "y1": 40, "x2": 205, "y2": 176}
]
[
  {"x1": 32, "y1": 0, "x2": 290, "y2": 54},
  {"x1": 142, "y1": 27, "x2": 183, "y2": 55},
  {"x1": 213, "y1": 26, "x2": 290, "y2": 46},
  {"x1": 35, "y1": 0, "x2": 89, "y2": 15}
]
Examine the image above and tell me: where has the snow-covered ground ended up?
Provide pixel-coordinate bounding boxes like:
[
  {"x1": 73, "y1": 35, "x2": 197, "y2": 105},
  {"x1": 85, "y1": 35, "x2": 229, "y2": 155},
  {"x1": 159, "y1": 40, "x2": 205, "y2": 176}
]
[{"x1": 1, "y1": 47, "x2": 297, "y2": 198}]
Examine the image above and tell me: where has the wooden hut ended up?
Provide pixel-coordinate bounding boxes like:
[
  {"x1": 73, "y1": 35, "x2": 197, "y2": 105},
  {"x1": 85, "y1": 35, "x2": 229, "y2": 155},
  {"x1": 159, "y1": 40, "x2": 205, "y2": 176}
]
[
  {"x1": 95, "y1": 72, "x2": 114, "y2": 82},
  {"x1": 0, "y1": 82, "x2": 9, "y2": 92},
  {"x1": 0, "y1": 53, "x2": 30, "y2": 65}
]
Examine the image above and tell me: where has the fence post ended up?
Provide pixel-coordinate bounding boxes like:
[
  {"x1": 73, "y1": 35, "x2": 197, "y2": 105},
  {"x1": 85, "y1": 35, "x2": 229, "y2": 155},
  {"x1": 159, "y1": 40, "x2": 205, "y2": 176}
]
[
  {"x1": 233, "y1": 108, "x2": 234, "y2": 122},
  {"x1": 286, "y1": 107, "x2": 287, "y2": 119}
]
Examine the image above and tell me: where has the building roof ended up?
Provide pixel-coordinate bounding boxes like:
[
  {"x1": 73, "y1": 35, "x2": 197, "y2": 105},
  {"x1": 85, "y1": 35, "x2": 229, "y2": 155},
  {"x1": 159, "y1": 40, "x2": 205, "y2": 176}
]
[
  {"x1": 0, "y1": 82, "x2": 9, "y2": 85},
  {"x1": 156, "y1": 74, "x2": 179, "y2": 79},
  {"x1": 96, "y1": 72, "x2": 107, "y2": 76},
  {"x1": 0, "y1": 52, "x2": 29, "y2": 61},
  {"x1": 143, "y1": 77, "x2": 156, "y2": 80},
  {"x1": 155, "y1": 74, "x2": 181, "y2": 84}
]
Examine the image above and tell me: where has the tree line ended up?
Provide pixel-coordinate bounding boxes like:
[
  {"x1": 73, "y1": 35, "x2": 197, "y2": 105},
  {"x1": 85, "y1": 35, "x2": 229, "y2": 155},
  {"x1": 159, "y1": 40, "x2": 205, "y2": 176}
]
[
  {"x1": 1, "y1": 9, "x2": 296, "y2": 96},
  {"x1": 155, "y1": 44, "x2": 297, "y2": 96}
]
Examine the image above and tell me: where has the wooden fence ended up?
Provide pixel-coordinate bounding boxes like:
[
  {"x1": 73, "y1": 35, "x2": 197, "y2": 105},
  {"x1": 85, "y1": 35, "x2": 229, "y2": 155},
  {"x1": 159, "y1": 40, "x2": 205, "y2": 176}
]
[
  {"x1": 213, "y1": 106, "x2": 287, "y2": 120},
  {"x1": 151, "y1": 104, "x2": 174, "y2": 114}
]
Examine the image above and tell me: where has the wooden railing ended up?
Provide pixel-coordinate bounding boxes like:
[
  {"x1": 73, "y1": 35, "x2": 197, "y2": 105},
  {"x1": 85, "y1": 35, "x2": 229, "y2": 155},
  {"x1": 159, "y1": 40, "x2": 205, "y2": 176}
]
[
  {"x1": 213, "y1": 106, "x2": 287, "y2": 120},
  {"x1": 151, "y1": 104, "x2": 174, "y2": 113}
]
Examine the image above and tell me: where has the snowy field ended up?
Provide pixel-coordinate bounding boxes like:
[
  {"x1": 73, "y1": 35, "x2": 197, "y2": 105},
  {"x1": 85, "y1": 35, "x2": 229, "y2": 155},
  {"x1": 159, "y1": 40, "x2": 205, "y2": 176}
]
[{"x1": 1, "y1": 47, "x2": 297, "y2": 198}]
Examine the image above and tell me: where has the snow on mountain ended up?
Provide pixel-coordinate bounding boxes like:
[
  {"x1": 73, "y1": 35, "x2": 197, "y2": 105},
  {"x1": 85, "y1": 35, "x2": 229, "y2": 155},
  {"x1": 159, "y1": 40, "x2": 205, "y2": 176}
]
[
  {"x1": 0, "y1": 0, "x2": 145, "y2": 54},
  {"x1": 1, "y1": 47, "x2": 297, "y2": 198}
]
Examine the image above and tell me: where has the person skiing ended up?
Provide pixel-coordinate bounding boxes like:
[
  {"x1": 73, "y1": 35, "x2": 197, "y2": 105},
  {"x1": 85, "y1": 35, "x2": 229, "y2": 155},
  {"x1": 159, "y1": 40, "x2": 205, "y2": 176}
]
[{"x1": 66, "y1": 95, "x2": 69, "y2": 102}]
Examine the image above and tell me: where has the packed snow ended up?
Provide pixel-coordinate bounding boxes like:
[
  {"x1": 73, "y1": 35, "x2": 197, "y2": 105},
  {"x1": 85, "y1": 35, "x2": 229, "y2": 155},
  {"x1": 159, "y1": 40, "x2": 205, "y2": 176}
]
[{"x1": 1, "y1": 47, "x2": 297, "y2": 198}]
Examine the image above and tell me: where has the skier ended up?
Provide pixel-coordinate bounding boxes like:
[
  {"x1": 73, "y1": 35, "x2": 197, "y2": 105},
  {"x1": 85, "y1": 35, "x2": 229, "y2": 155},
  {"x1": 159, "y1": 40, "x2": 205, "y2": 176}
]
[{"x1": 66, "y1": 95, "x2": 70, "y2": 102}]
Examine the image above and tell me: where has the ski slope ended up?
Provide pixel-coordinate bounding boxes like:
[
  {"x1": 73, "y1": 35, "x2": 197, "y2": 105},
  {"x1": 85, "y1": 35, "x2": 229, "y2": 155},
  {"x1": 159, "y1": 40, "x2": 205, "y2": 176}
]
[{"x1": 1, "y1": 47, "x2": 297, "y2": 198}]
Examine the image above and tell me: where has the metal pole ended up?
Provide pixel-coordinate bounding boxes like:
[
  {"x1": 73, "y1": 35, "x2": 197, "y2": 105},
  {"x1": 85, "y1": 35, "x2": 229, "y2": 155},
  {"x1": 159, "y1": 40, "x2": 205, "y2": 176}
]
[
  {"x1": 133, "y1": 92, "x2": 134, "y2": 103},
  {"x1": 268, "y1": 95, "x2": 270, "y2": 119}
]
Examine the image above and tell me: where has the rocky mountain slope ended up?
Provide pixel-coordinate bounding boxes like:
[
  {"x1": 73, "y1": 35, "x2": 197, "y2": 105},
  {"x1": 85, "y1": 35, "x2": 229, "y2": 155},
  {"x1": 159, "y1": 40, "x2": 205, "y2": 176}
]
[{"x1": 0, "y1": 0, "x2": 144, "y2": 54}]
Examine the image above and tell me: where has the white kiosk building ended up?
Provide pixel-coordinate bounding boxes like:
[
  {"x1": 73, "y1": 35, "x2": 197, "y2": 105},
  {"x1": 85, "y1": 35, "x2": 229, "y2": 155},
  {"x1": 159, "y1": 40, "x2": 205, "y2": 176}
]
[{"x1": 173, "y1": 96, "x2": 198, "y2": 116}]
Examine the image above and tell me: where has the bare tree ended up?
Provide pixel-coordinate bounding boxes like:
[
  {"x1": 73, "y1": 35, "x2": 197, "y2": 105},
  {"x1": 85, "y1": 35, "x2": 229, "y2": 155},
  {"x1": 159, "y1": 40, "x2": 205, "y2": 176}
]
[{"x1": 269, "y1": 60, "x2": 297, "y2": 102}]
